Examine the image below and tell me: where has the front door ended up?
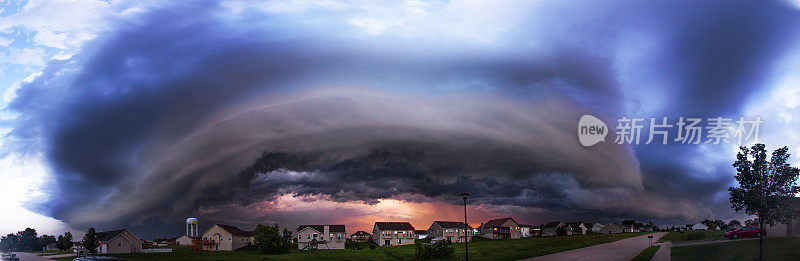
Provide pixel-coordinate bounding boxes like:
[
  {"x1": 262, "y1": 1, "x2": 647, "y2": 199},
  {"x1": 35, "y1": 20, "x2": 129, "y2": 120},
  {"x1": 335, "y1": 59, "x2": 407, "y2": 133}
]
[{"x1": 384, "y1": 239, "x2": 390, "y2": 246}]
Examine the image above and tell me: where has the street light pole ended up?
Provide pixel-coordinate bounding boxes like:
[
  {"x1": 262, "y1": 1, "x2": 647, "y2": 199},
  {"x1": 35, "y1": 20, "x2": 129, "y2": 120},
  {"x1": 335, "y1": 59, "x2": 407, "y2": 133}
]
[{"x1": 461, "y1": 193, "x2": 469, "y2": 261}]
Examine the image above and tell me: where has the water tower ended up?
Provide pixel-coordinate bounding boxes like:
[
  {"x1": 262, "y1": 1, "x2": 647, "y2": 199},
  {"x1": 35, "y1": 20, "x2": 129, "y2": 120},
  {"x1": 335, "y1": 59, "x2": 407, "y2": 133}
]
[{"x1": 186, "y1": 217, "x2": 199, "y2": 237}]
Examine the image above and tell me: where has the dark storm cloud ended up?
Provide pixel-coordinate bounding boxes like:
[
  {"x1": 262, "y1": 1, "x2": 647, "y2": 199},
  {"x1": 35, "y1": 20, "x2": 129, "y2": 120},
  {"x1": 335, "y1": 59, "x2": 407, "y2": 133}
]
[{"x1": 7, "y1": 0, "x2": 800, "y2": 234}]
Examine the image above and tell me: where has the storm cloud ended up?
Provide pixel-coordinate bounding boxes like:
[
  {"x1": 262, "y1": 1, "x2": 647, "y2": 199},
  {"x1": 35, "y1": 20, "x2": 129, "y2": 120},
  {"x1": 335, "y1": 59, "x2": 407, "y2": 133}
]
[{"x1": 7, "y1": 0, "x2": 800, "y2": 235}]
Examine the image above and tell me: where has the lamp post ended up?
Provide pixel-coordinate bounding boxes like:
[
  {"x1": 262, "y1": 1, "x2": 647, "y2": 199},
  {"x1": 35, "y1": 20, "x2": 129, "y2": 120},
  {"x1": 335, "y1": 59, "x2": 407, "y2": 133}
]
[{"x1": 461, "y1": 193, "x2": 469, "y2": 261}]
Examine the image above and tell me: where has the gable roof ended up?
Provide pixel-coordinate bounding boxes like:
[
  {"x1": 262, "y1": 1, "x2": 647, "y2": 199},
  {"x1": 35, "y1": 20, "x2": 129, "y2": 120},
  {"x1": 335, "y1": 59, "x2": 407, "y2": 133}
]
[
  {"x1": 96, "y1": 230, "x2": 127, "y2": 242},
  {"x1": 567, "y1": 222, "x2": 585, "y2": 228},
  {"x1": 297, "y1": 225, "x2": 346, "y2": 233},
  {"x1": 433, "y1": 221, "x2": 473, "y2": 229},
  {"x1": 544, "y1": 221, "x2": 563, "y2": 228},
  {"x1": 351, "y1": 231, "x2": 371, "y2": 236},
  {"x1": 375, "y1": 222, "x2": 415, "y2": 230},
  {"x1": 216, "y1": 224, "x2": 254, "y2": 237},
  {"x1": 483, "y1": 218, "x2": 519, "y2": 228},
  {"x1": 415, "y1": 230, "x2": 428, "y2": 235}
]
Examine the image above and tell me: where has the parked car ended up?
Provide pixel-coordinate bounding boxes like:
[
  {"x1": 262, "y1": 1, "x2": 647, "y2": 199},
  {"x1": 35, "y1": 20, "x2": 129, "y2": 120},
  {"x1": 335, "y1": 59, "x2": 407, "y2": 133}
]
[
  {"x1": 724, "y1": 226, "x2": 763, "y2": 239},
  {"x1": 2, "y1": 252, "x2": 20, "y2": 261}
]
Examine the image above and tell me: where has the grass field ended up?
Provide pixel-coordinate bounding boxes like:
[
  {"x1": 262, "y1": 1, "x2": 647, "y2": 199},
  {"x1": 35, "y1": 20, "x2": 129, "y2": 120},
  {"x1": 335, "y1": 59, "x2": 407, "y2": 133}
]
[
  {"x1": 656, "y1": 230, "x2": 725, "y2": 243},
  {"x1": 55, "y1": 233, "x2": 649, "y2": 261},
  {"x1": 671, "y1": 238, "x2": 800, "y2": 261},
  {"x1": 630, "y1": 245, "x2": 660, "y2": 261}
]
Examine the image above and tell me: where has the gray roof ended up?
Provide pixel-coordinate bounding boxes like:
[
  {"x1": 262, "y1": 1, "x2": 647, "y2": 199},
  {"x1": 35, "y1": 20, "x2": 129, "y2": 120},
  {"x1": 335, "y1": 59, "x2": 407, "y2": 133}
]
[
  {"x1": 433, "y1": 221, "x2": 473, "y2": 229},
  {"x1": 95, "y1": 230, "x2": 127, "y2": 242},
  {"x1": 298, "y1": 225, "x2": 346, "y2": 233},
  {"x1": 375, "y1": 222, "x2": 415, "y2": 230}
]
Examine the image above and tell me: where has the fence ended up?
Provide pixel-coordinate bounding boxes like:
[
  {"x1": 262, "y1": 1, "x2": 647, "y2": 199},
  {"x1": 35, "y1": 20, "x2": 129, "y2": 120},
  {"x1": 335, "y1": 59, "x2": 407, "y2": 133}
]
[{"x1": 142, "y1": 248, "x2": 173, "y2": 253}]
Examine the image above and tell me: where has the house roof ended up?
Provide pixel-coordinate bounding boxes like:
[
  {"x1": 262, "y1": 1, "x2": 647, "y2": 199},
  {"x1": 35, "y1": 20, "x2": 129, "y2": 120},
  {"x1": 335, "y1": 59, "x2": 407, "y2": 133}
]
[
  {"x1": 544, "y1": 221, "x2": 562, "y2": 228},
  {"x1": 567, "y1": 222, "x2": 584, "y2": 228},
  {"x1": 95, "y1": 230, "x2": 127, "y2": 242},
  {"x1": 375, "y1": 222, "x2": 415, "y2": 230},
  {"x1": 351, "y1": 231, "x2": 371, "y2": 236},
  {"x1": 216, "y1": 224, "x2": 254, "y2": 237},
  {"x1": 415, "y1": 230, "x2": 428, "y2": 234},
  {"x1": 297, "y1": 225, "x2": 346, "y2": 233},
  {"x1": 433, "y1": 221, "x2": 473, "y2": 229},
  {"x1": 483, "y1": 218, "x2": 519, "y2": 228}
]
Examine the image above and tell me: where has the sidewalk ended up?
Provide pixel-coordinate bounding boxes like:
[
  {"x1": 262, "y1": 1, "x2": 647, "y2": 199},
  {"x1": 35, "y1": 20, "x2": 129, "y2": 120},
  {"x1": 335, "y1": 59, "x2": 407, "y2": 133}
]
[{"x1": 523, "y1": 232, "x2": 667, "y2": 261}]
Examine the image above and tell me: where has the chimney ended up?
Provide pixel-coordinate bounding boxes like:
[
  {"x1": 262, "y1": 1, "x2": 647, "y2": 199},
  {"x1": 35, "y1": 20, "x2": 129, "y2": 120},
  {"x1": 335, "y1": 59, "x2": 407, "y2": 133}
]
[{"x1": 323, "y1": 225, "x2": 330, "y2": 241}]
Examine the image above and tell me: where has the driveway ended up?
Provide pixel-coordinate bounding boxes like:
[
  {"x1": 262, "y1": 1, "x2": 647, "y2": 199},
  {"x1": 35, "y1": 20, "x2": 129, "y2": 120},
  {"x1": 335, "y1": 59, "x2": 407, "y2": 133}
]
[{"x1": 522, "y1": 232, "x2": 667, "y2": 261}]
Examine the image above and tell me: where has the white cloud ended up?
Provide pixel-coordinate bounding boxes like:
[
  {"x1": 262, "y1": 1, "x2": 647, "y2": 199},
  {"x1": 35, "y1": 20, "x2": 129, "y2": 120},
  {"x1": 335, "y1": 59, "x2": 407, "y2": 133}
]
[
  {"x1": 0, "y1": 36, "x2": 11, "y2": 47},
  {"x1": 0, "y1": 47, "x2": 45, "y2": 66},
  {"x1": 0, "y1": 0, "x2": 112, "y2": 50}
]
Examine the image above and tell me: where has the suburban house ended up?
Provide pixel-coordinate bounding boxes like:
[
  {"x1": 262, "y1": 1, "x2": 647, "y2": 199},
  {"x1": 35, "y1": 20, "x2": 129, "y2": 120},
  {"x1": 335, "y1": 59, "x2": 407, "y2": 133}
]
[
  {"x1": 297, "y1": 224, "x2": 346, "y2": 250},
  {"x1": 415, "y1": 230, "x2": 428, "y2": 240},
  {"x1": 766, "y1": 197, "x2": 800, "y2": 237},
  {"x1": 622, "y1": 225, "x2": 639, "y2": 233},
  {"x1": 95, "y1": 229, "x2": 143, "y2": 254},
  {"x1": 200, "y1": 224, "x2": 254, "y2": 251},
  {"x1": 427, "y1": 221, "x2": 473, "y2": 243},
  {"x1": 567, "y1": 222, "x2": 588, "y2": 235},
  {"x1": 479, "y1": 217, "x2": 521, "y2": 239},
  {"x1": 176, "y1": 235, "x2": 196, "y2": 246},
  {"x1": 591, "y1": 223, "x2": 604, "y2": 233},
  {"x1": 599, "y1": 223, "x2": 623, "y2": 234},
  {"x1": 373, "y1": 222, "x2": 416, "y2": 246},
  {"x1": 520, "y1": 224, "x2": 532, "y2": 238},
  {"x1": 350, "y1": 231, "x2": 372, "y2": 242},
  {"x1": 690, "y1": 223, "x2": 708, "y2": 230},
  {"x1": 541, "y1": 221, "x2": 564, "y2": 237}
]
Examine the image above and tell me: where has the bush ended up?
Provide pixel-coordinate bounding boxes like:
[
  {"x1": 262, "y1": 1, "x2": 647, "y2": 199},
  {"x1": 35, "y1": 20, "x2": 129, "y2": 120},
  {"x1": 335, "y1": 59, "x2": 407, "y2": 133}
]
[
  {"x1": 414, "y1": 240, "x2": 454, "y2": 259},
  {"x1": 369, "y1": 244, "x2": 376, "y2": 250}
]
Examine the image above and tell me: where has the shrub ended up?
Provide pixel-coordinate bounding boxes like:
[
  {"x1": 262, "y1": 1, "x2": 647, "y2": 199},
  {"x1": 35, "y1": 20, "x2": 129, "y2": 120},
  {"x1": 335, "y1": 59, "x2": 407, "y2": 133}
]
[
  {"x1": 369, "y1": 244, "x2": 376, "y2": 250},
  {"x1": 414, "y1": 240, "x2": 454, "y2": 259}
]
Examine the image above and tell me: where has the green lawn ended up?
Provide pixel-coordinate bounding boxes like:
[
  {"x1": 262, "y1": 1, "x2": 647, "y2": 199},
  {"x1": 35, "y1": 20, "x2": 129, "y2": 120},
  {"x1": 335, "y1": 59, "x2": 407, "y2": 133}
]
[
  {"x1": 630, "y1": 245, "x2": 660, "y2": 261},
  {"x1": 55, "y1": 233, "x2": 649, "y2": 261},
  {"x1": 671, "y1": 238, "x2": 800, "y2": 261},
  {"x1": 656, "y1": 230, "x2": 725, "y2": 243},
  {"x1": 266, "y1": 233, "x2": 650, "y2": 261}
]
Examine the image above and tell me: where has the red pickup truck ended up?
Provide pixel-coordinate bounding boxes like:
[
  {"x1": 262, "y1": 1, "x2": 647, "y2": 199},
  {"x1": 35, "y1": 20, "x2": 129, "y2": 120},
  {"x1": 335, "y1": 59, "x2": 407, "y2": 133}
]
[{"x1": 724, "y1": 226, "x2": 763, "y2": 239}]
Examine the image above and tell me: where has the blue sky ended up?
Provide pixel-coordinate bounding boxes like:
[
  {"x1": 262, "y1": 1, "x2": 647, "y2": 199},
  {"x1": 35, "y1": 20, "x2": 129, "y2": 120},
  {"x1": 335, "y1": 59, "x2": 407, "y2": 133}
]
[{"x1": 2, "y1": 0, "x2": 800, "y2": 239}]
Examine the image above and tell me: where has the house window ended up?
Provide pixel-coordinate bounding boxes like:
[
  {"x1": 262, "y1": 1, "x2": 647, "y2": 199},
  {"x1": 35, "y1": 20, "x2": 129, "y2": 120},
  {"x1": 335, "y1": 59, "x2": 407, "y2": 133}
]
[
  {"x1": 313, "y1": 234, "x2": 318, "y2": 238},
  {"x1": 398, "y1": 239, "x2": 402, "y2": 244},
  {"x1": 118, "y1": 242, "x2": 122, "y2": 247}
]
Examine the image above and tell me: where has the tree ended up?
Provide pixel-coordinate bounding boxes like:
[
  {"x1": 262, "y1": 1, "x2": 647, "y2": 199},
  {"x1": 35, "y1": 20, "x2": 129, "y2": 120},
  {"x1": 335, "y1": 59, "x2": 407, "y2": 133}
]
[
  {"x1": 56, "y1": 232, "x2": 74, "y2": 252},
  {"x1": 253, "y1": 224, "x2": 292, "y2": 254},
  {"x1": 728, "y1": 220, "x2": 742, "y2": 229},
  {"x1": 729, "y1": 144, "x2": 800, "y2": 261},
  {"x1": 18, "y1": 228, "x2": 41, "y2": 251},
  {"x1": 40, "y1": 234, "x2": 56, "y2": 250},
  {"x1": 82, "y1": 228, "x2": 100, "y2": 255},
  {"x1": 0, "y1": 234, "x2": 19, "y2": 252}
]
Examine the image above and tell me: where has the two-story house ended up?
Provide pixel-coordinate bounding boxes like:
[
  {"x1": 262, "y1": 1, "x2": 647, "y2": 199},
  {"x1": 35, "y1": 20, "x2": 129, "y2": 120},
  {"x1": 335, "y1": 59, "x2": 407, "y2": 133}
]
[
  {"x1": 373, "y1": 222, "x2": 416, "y2": 246},
  {"x1": 427, "y1": 221, "x2": 473, "y2": 243},
  {"x1": 350, "y1": 231, "x2": 371, "y2": 242},
  {"x1": 297, "y1": 225, "x2": 346, "y2": 250},
  {"x1": 479, "y1": 217, "x2": 522, "y2": 239},
  {"x1": 200, "y1": 224, "x2": 254, "y2": 251}
]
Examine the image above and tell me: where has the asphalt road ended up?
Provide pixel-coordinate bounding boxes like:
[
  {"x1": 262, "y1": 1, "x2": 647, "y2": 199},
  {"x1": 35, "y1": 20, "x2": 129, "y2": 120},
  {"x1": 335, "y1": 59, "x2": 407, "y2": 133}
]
[
  {"x1": 523, "y1": 232, "x2": 667, "y2": 261},
  {"x1": 10, "y1": 252, "x2": 53, "y2": 261}
]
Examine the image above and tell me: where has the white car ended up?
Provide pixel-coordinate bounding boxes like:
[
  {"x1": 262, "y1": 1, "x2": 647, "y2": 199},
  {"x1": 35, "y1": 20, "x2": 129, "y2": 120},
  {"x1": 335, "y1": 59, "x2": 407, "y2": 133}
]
[{"x1": 1, "y1": 252, "x2": 19, "y2": 261}]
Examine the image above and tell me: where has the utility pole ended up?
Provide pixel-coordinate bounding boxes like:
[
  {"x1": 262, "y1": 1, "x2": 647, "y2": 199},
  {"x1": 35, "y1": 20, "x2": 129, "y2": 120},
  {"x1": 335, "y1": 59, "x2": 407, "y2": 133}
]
[{"x1": 461, "y1": 193, "x2": 469, "y2": 261}]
